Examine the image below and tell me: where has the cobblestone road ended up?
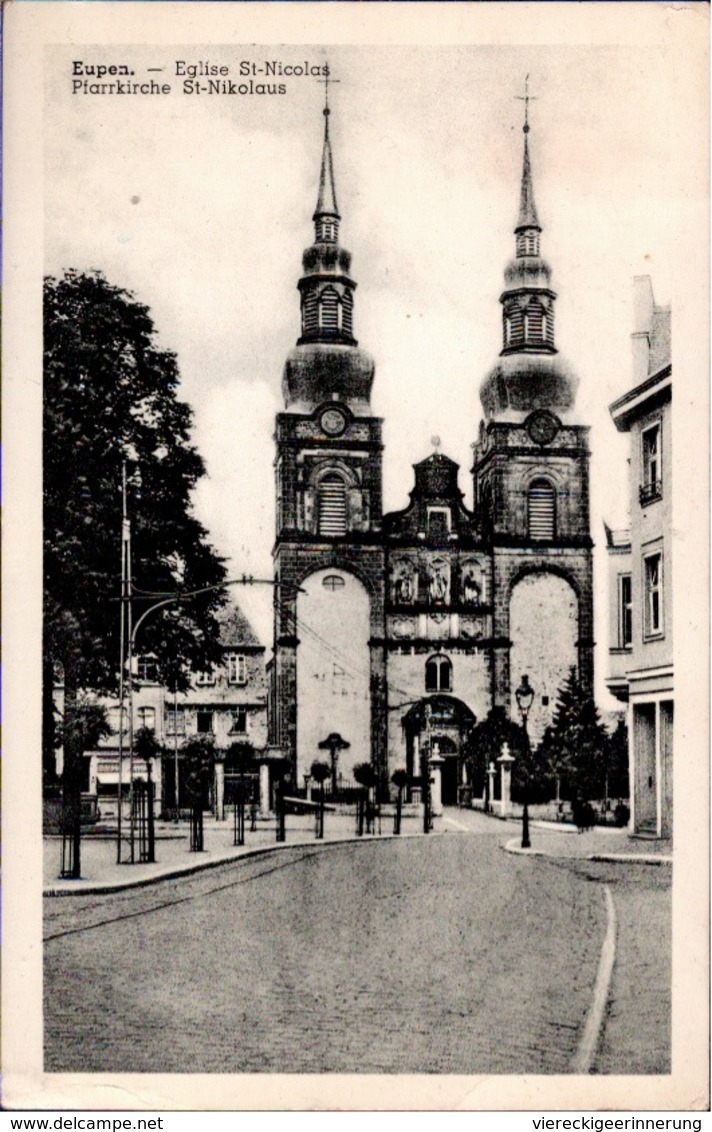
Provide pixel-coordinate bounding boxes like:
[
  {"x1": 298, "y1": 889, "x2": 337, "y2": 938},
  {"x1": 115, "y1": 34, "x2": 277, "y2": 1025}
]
[{"x1": 43, "y1": 820, "x2": 670, "y2": 1075}]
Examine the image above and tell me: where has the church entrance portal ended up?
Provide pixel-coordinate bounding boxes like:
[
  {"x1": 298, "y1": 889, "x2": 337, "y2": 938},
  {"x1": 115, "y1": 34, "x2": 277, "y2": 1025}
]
[{"x1": 401, "y1": 696, "x2": 476, "y2": 806}]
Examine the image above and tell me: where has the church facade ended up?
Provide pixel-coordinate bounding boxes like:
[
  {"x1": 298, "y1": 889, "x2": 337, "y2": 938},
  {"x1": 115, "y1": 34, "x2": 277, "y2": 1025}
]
[{"x1": 270, "y1": 94, "x2": 593, "y2": 802}]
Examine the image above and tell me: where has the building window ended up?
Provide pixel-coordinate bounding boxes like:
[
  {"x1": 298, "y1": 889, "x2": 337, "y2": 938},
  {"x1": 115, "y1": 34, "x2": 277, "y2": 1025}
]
[
  {"x1": 196, "y1": 710, "x2": 214, "y2": 734},
  {"x1": 618, "y1": 574, "x2": 632, "y2": 648},
  {"x1": 137, "y1": 706, "x2": 155, "y2": 731},
  {"x1": 541, "y1": 312, "x2": 548, "y2": 342},
  {"x1": 195, "y1": 670, "x2": 216, "y2": 686},
  {"x1": 318, "y1": 474, "x2": 347, "y2": 536},
  {"x1": 227, "y1": 653, "x2": 247, "y2": 685},
  {"x1": 166, "y1": 709, "x2": 186, "y2": 736},
  {"x1": 425, "y1": 655, "x2": 452, "y2": 693},
  {"x1": 528, "y1": 479, "x2": 556, "y2": 540},
  {"x1": 643, "y1": 552, "x2": 663, "y2": 638},
  {"x1": 136, "y1": 655, "x2": 159, "y2": 683},
  {"x1": 523, "y1": 310, "x2": 530, "y2": 341},
  {"x1": 322, "y1": 574, "x2": 345, "y2": 591},
  {"x1": 504, "y1": 315, "x2": 512, "y2": 346},
  {"x1": 230, "y1": 707, "x2": 248, "y2": 734},
  {"x1": 640, "y1": 423, "x2": 662, "y2": 505}
]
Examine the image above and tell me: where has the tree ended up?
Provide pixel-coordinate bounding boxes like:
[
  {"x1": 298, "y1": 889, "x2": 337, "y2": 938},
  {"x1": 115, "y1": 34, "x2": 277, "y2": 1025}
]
[
  {"x1": 391, "y1": 767, "x2": 408, "y2": 835},
  {"x1": 465, "y1": 706, "x2": 531, "y2": 803},
  {"x1": 183, "y1": 735, "x2": 215, "y2": 851},
  {"x1": 604, "y1": 717, "x2": 629, "y2": 801},
  {"x1": 537, "y1": 668, "x2": 609, "y2": 803},
  {"x1": 353, "y1": 761, "x2": 376, "y2": 835},
  {"x1": 44, "y1": 271, "x2": 227, "y2": 873},
  {"x1": 310, "y1": 760, "x2": 331, "y2": 840}
]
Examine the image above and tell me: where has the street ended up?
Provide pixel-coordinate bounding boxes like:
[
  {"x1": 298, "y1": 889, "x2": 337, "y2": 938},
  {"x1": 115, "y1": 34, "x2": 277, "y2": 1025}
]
[{"x1": 44, "y1": 814, "x2": 671, "y2": 1075}]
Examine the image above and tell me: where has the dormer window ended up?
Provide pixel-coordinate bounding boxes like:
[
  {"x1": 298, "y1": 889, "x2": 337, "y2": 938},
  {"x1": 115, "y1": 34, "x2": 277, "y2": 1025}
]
[
  {"x1": 136, "y1": 655, "x2": 159, "y2": 683},
  {"x1": 227, "y1": 653, "x2": 247, "y2": 685}
]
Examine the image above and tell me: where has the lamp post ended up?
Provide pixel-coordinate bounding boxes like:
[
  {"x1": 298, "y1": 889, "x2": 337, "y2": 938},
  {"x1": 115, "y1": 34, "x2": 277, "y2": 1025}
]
[
  {"x1": 515, "y1": 674, "x2": 535, "y2": 850},
  {"x1": 421, "y1": 703, "x2": 433, "y2": 834}
]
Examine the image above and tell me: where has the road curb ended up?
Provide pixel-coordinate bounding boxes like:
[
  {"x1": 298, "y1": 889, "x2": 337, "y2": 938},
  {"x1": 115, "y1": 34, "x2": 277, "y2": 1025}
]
[
  {"x1": 571, "y1": 885, "x2": 617, "y2": 1073},
  {"x1": 43, "y1": 829, "x2": 435, "y2": 897},
  {"x1": 502, "y1": 837, "x2": 671, "y2": 866}
]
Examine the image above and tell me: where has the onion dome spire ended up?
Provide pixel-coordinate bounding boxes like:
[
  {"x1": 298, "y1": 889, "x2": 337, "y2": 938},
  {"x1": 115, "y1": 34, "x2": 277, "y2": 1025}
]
[
  {"x1": 515, "y1": 81, "x2": 541, "y2": 249},
  {"x1": 479, "y1": 80, "x2": 579, "y2": 421},
  {"x1": 294, "y1": 70, "x2": 356, "y2": 348},
  {"x1": 282, "y1": 70, "x2": 375, "y2": 415},
  {"x1": 314, "y1": 85, "x2": 340, "y2": 237}
]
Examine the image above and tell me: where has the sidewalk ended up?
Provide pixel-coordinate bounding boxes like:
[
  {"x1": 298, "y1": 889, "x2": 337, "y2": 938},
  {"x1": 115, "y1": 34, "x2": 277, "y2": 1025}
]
[
  {"x1": 45, "y1": 806, "x2": 671, "y2": 895},
  {"x1": 504, "y1": 825, "x2": 672, "y2": 864},
  {"x1": 43, "y1": 809, "x2": 424, "y2": 895},
  {"x1": 442, "y1": 805, "x2": 673, "y2": 864}
]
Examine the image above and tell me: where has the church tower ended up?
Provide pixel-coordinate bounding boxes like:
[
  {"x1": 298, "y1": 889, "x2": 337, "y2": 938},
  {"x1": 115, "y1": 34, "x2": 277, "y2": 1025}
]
[
  {"x1": 472, "y1": 90, "x2": 594, "y2": 742},
  {"x1": 271, "y1": 87, "x2": 387, "y2": 787}
]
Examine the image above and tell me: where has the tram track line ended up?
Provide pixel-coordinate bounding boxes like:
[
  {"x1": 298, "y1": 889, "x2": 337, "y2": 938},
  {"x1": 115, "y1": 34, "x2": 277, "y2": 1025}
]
[{"x1": 43, "y1": 845, "x2": 326, "y2": 943}]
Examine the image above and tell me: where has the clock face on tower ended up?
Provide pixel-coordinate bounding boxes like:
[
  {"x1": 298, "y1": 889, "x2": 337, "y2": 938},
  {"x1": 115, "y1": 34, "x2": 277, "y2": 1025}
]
[
  {"x1": 526, "y1": 409, "x2": 560, "y2": 446},
  {"x1": 320, "y1": 407, "x2": 347, "y2": 437}
]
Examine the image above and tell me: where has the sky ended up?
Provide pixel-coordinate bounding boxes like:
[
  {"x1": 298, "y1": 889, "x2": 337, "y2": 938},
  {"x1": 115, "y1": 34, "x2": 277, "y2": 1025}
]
[{"x1": 44, "y1": 38, "x2": 699, "y2": 710}]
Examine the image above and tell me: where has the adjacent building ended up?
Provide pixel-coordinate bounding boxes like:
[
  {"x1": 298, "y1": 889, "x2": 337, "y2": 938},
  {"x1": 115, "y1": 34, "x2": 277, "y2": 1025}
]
[
  {"x1": 74, "y1": 602, "x2": 269, "y2": 819},
  {"x1": 606, "y1": 275, "x2": 672, "y2": 838},
  {"x1": 270, "y1": 95, "x2": 594, "y2": 799}
]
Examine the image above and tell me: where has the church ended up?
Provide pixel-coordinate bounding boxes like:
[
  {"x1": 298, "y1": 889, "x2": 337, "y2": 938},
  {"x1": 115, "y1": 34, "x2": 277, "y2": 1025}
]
[{"x1": 269, "y1": 88, "x2": 594, "y2": 804}]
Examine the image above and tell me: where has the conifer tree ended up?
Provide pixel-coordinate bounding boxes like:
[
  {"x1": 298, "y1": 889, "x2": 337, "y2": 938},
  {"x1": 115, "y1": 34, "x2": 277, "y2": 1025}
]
[{"x1": 538, "y1": 667, "x2": 609, "y2": 801}]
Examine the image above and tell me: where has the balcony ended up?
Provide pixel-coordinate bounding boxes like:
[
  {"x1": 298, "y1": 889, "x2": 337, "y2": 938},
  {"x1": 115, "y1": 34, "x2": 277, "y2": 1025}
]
[{"x1": 639, "y1": 479, "x2": 662, "y2": 506}]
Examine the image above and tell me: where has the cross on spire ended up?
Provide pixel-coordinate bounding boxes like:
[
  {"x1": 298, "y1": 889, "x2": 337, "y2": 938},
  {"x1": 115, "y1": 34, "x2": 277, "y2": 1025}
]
[
  {"x1": 316, "y1": 63, "x2": 340, "y2": 116},
  {"x1": 516, "y1": 74, "x2": 537, "y2": 133}
]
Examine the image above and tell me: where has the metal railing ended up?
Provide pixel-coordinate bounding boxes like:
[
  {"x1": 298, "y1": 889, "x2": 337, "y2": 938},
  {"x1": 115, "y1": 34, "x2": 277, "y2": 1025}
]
[{"x1": 639, "y1": 479, "x2": 662, "y2": 505}]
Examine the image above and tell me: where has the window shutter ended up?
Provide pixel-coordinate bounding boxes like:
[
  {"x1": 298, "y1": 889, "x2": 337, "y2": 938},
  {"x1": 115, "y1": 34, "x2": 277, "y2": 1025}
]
[
  {"x1": 318, "y1": 476, "x2": 347, "y2": 536},
  {"x1": 528, "y1": 480, "x2": 556, "y2": 539},
  {"x1": 303, "y1": 291, "x2": 318, "y2": 335},
  {"x1": 319, "y1": 288, "x2": 340, "y2": 332}
]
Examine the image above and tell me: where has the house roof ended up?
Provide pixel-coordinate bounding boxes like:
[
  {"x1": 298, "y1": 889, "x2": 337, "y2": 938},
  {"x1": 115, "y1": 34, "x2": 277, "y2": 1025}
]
[{"x1": 217, "y1": 603, "x2": 264, "y2": 650}]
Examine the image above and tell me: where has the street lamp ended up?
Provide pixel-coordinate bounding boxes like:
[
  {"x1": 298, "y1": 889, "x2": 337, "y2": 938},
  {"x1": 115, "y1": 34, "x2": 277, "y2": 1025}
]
[{"x1": 515, "y1": 674, "x2": 535, "y2": 850}]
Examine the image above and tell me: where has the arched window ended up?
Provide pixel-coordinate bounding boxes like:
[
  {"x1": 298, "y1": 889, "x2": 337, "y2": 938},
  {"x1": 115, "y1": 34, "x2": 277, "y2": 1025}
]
[
  {"x1": 322, "y1": 574, "x2": 345, "y2": 591},
  {"x1": 318, "y1": 475, "x2": 347, "y2": 536},
  {"x1": 425, "y1": 655, "x2": 452, "y2": 693},
  {"x1": 528, "y1": 478, "x2": 556, "y2": 540},
  {"x1": 318, "y1": 287, "x2": 340, "y2": 332}
]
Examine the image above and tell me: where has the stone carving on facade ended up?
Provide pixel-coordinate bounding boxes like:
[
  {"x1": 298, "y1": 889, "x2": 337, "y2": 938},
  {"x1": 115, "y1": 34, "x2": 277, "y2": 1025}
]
[
  {"x1": 460, "y1": 618, "x2": 482, "y2": 640},
  {"x1": 462, "y1": 563, "x2": 483, "y2": 606},
  {"x1": 426, "y1": 612, "x2": 449, "y2": 639},
  {"x1": 428, "y1": 558, "x2": 450, "y2": 604},
  {"x1": 392, "y1": 617, "x2": 415, "y2": 639},
  {"x1": 392, "y1": 559, "x2": 417, "y2": 604}
]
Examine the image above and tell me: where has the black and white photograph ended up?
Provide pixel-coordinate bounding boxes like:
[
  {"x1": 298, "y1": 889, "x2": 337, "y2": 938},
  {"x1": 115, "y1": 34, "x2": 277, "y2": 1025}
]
[{"x1": 3, "y1": 0, "x2": 708, "y2": 1114}]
